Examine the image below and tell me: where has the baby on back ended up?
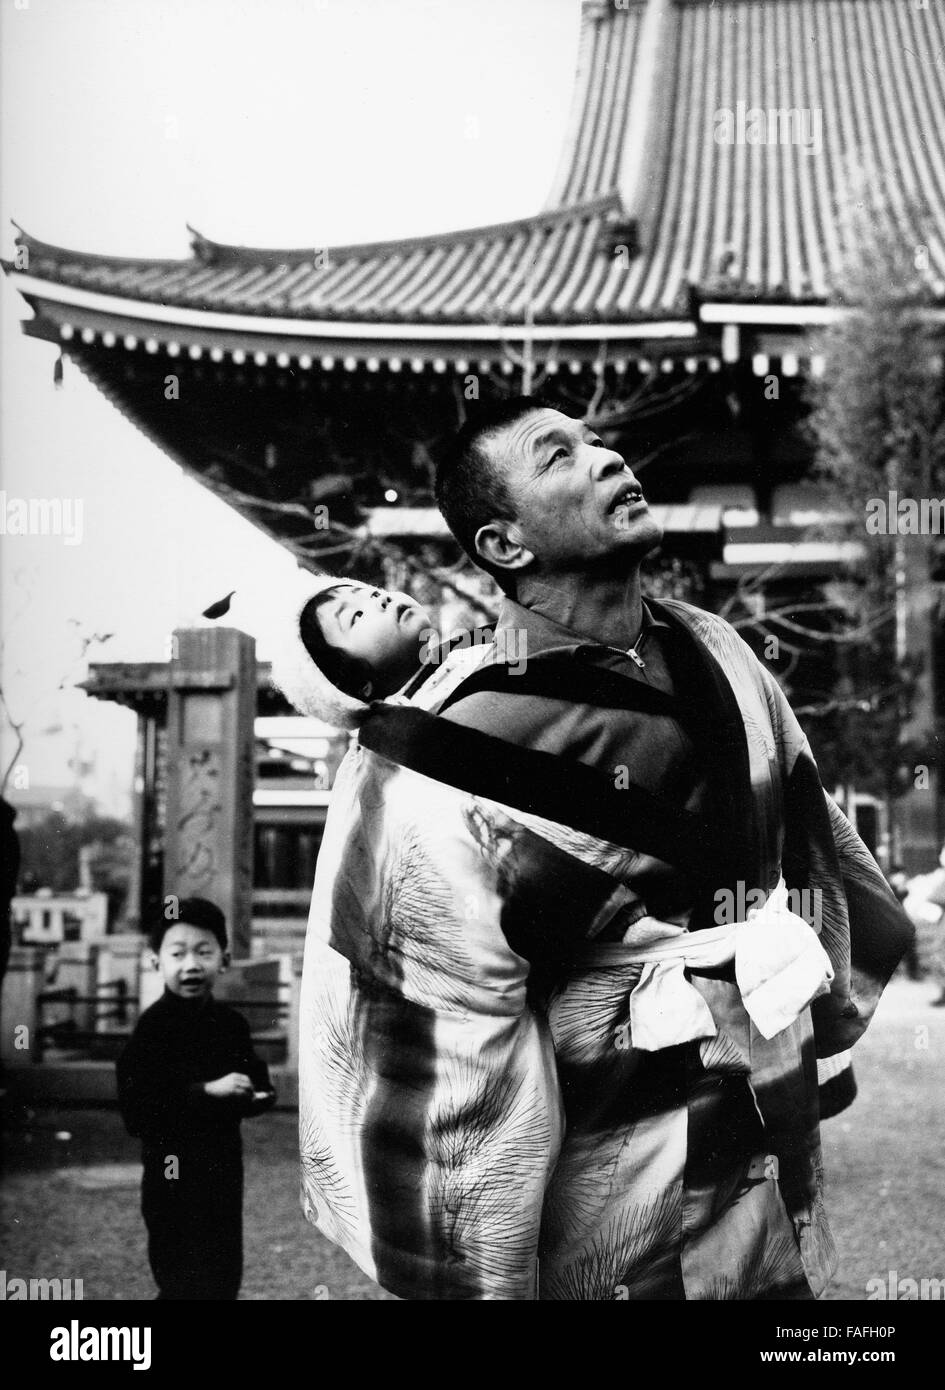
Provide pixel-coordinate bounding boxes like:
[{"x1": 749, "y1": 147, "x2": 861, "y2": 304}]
[{"x1": 266, "y1": 571, "x2": 493, "y2": 726}]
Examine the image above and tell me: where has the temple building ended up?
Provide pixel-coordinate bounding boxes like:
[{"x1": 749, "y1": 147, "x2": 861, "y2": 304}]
[{"x1": 5, "y1": 0, "x2": 945, "y2": 875}]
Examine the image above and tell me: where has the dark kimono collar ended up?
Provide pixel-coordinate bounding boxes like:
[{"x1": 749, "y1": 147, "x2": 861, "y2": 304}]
[
  {"x1": 647, "y1": 598, "x2": 759, "y2": 899},
  {"x1": 492, "y1": 588, "x2": 671, "y2": 658}
]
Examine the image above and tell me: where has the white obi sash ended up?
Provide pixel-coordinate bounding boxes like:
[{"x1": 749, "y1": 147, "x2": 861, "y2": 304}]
[{"x1": 579, "y1": 877, "x2": 834, "y2": 1052}]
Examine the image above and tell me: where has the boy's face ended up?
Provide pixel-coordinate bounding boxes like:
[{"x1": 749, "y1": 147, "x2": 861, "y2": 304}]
[
  {"x1": 155, "y1": 923, "x2": 227, "y2": 999},
  {"x1": 317, "y1": 583, "x2": 433, "y2": 697}
]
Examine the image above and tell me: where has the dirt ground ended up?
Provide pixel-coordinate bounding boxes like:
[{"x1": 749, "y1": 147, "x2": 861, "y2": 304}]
[{"x1": 1, "y1": 977, "x2": 941, "y2": 1301}]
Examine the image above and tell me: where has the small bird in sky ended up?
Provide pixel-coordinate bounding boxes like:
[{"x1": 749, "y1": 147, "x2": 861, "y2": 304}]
[{"x1": 202, "y1": 590, "x2": 236, "y2": 619}]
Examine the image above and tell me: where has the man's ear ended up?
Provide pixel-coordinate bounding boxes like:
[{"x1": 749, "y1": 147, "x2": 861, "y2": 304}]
[
  {"x1": 220, "y1": 950, "x2": 231, "y2": 972},
  {"x1": 474, "y1": 521, "x2": 534, "y2": 576},
  {"x1": 360, "y1": 680, "x2": 373, "y2": 699},
  {"x1": 149, "y1": 951, "x2": 160, "y2": 972}
]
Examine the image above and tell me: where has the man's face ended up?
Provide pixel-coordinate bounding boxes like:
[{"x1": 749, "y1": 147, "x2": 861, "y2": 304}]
[
  {"x1": 155, "y1": 923, "x2": 226, "y2": 999},
  {"x1": 316, "y1": 583, "x2": 432, "y2": 696},
  {"x1": 482, "y1": 408, "x2": 662, "y2": 576}
]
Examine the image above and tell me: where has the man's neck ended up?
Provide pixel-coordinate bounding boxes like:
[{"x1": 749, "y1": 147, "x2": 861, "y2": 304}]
[{"x1": 515, "y1": 567, "x2": 645, "y2": 650}]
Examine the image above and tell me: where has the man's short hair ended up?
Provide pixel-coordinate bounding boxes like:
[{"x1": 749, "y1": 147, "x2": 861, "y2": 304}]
[
  {"x1": 150, "y1": 897, "x2": 228, "y2": 953},
  {"x1": 435, "y1": 396, "x2": 550, "y2": 588}
]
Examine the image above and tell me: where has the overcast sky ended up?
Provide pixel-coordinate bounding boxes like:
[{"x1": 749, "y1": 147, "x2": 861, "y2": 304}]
[{"x1": 0, "y1": 0, "x2": 581, "y2": 814}]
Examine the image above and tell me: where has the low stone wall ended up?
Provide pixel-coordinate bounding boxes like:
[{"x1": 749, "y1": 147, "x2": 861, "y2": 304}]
[{"x1": 4, "y1": 1061, "x2": 300, "y2": 1110}]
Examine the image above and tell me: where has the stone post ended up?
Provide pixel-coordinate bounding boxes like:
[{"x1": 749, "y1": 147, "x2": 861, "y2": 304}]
[{"x1": 162, "y1": 627, "x2": 256, "y2": 958}]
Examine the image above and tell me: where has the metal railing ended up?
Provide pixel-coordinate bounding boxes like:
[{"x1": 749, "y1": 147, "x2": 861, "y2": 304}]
[{"x1": 35, "y1": 980, "x2": 290, "y2": 1061}]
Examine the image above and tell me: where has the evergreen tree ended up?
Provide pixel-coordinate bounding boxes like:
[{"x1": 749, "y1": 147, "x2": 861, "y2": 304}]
[{"x1": 805, "y1": 208, "x2": 944, "y2": 814}]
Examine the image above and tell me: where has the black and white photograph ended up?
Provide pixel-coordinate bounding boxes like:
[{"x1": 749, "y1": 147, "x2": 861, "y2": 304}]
[{"x1": 0, "y1": 0, "x2": 942, "y2": 1344}]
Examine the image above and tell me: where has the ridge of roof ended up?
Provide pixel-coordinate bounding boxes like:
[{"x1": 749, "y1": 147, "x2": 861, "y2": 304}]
[
  {"x1": 8, "y1": 196, "x2": 622, "y2": 274},
  {"x1": 185, "y1": 195, "x2": 622, "y2": 266},
  {"x1": 10, "y1": 223, "x2": 185, "y2": 272}
]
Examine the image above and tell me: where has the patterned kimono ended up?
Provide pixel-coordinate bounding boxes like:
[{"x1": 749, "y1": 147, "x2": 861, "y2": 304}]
[{"x1": 299, "y1": 599, "x2": 912, "y2": 1301}]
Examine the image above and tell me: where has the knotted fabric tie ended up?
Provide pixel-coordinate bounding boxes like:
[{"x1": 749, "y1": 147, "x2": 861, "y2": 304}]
[{"x1": 585, "y1": 877, "x2": 834, "y2": 1052}]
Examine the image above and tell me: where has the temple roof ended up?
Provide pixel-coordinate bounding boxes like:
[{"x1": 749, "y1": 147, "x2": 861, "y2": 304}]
[
  {"x1": 8, "y1": 0, "x2": 945, "y2": 343},
  {"x1": 11, "y1": 196, "x2": 637, "y2": 328}
]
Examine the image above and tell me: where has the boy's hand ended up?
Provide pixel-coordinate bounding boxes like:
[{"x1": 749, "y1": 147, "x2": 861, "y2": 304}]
[
  {"x1": 204, "y1": 1072, "x2": 254, "y2": 1099},
  {"x1": 247, "y1": 1087, "x2": 277, "y2": 1116}
]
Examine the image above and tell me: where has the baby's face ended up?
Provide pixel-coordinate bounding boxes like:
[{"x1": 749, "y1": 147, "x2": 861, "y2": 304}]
[{"x1": 317, "y1": 583, "x2": 433, "y2": 696}]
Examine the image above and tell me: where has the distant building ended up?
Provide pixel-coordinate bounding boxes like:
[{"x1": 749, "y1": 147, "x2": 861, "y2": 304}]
[{"x1": 7, "y1": 785, "x2": 96, "y2": 831}]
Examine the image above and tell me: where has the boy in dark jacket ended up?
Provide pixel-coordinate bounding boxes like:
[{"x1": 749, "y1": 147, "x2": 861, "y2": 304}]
[{"x1": 117, "y1": 897, "x2": 275, "y2": 1299}]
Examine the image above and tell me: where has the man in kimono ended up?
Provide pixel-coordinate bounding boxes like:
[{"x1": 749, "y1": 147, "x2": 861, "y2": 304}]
[{"x1": 296, "y1": 397, "x2": 912, "y2": 1301}]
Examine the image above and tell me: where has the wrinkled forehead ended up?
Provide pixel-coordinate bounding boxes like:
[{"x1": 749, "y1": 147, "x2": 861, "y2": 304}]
[{"x1": 486, "y1": 407, "x2": 585, "y2": 475}]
